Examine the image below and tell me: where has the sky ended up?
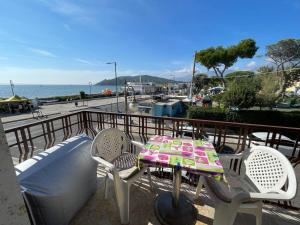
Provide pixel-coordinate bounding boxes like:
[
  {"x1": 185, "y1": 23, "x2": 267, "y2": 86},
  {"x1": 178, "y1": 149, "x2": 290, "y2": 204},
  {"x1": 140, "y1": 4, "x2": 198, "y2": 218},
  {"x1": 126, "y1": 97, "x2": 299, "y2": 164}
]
[{"x1": 0, "y1": 0, "x2": 300, "y2": 84}]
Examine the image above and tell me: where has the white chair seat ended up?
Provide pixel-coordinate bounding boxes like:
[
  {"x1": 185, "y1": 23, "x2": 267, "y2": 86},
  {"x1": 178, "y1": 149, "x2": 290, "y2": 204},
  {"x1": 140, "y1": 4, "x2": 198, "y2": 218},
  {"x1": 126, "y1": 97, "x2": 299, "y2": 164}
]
[
  {"x1": 118, "y1": 166, "x2": 140, "y2": 179},
  {"x1": 205, "y1": 176, "x2": 258, "y2": 204}
]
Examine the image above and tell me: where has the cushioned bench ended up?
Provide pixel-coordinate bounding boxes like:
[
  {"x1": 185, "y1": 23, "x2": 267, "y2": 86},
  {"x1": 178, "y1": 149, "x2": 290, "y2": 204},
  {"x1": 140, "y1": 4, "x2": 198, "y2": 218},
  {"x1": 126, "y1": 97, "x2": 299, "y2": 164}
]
[{"x1": 15, "y1": 134, "x2": 97, "y2": 225}]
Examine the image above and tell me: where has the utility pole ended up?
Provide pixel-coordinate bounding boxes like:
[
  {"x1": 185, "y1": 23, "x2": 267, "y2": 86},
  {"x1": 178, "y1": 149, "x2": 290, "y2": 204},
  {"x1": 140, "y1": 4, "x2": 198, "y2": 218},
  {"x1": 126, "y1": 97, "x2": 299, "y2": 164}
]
[
  {"x1": 10, "y1": 80, "x2": 15, "y2": 96},
  {"x1": 124, "y1": 80, "x2": 128, "y2": 113},
  {"x1": 189, "y1": 51, "x2": 197, "y2": 99}
]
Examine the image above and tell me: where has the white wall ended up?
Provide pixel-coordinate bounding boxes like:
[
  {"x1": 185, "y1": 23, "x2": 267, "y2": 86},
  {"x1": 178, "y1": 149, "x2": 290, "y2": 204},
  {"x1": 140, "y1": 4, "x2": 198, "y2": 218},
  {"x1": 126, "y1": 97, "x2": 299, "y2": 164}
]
[{"x1": 0, "y1": 119, "x2": 31, "y2": 225}]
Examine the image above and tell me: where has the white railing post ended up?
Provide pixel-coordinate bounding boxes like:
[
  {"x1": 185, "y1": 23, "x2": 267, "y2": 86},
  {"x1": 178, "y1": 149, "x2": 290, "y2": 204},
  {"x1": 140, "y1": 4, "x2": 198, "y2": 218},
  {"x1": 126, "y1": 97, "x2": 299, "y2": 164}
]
[{"x1": 0, "y1": 118, "x2": 31, "y2": 225}]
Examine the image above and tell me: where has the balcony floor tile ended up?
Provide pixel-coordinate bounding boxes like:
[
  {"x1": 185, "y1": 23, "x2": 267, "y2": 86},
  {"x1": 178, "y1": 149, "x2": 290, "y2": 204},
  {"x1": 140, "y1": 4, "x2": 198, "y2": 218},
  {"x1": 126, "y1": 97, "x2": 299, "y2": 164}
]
[{"x1": 70, "y1": 169, "x2": 300, "y2": 225}]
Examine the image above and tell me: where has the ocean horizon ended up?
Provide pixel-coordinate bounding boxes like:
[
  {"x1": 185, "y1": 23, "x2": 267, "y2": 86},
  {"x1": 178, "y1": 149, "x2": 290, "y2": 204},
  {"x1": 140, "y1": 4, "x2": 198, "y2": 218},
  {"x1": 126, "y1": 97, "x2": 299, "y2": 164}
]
[{"x1": 0, "y1": 84, "x2": 118, "y2": 99}]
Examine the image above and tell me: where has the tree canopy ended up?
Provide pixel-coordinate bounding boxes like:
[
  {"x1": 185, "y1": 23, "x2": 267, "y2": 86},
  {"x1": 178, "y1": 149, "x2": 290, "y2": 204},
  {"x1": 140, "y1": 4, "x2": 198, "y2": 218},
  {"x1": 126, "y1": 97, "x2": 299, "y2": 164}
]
[
  {"x1": 222, "y1": 77, "x2": 261, "y2": 109},
  {"x1": 195, "y1": 39, "x2": 258, "y2": 87},
  {"x1": 225, "y1": 71, "x2": 255, "y2": 80},
  {"x1": 266, "y1": 39, "x2": 300, "y2": 98}
]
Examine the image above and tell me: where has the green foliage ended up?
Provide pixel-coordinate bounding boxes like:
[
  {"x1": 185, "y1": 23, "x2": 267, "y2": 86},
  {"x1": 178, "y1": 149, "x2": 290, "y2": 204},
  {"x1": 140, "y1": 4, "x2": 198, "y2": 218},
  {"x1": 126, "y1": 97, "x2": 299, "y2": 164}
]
[
  {"x1": 257, "y1": 65, "x2": 274, "y2": 74},
  {"x1": 211, "y1": 93, "x2": 225, "y2": 107},
  {"x1": 79, "y1": 91, "x2": 86, "y2": 99},
  {"x1": 222, "y1": 77, "x2": 261, "y2": 109},
  {"x1": 255, "y1": 74, "x2": 280, "y2": 109},
  {"x1": 195, "y1": 39, "x2": 258, "y2": 87},
  {"x1": 225, "y1": 71, "x2": 255, "y2": 81},
  {"x1": 266, "y1": 39, "x2": 300, "y2": 96},
  {"x1": 188, "y1": 107, "x2": 300, "y2": 127},
  {"x1": 193, "y1": 73, "x2": 209, "y2": 93}
]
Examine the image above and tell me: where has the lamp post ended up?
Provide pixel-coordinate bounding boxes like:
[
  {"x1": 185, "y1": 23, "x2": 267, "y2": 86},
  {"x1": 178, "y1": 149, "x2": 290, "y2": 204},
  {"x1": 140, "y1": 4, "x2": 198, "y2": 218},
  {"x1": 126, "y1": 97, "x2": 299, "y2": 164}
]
[
  {"x1": 106, "y1": 61, "x2": 119, "y2": 112},
  {"x1": 124, "y1": 80, "x2": 138, "y2": 113},
  {"x1": 88, "y1": 82, "x2": 92, "y2": 97}
]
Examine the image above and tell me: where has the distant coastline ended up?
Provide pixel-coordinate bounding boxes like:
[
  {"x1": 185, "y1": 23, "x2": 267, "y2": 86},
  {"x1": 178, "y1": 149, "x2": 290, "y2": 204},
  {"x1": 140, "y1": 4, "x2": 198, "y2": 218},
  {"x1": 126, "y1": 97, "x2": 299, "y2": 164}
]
[{"x1": 0, "y1": 84, "x2": 117, "y2": 99}]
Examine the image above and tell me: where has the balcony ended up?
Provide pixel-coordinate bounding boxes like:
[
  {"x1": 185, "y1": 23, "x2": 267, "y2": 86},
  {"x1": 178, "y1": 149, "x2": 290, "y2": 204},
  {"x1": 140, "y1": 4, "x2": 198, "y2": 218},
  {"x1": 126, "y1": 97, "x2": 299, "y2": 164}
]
[{"x1": 4, "y1": 110, "x2": 300, "y2": 225}]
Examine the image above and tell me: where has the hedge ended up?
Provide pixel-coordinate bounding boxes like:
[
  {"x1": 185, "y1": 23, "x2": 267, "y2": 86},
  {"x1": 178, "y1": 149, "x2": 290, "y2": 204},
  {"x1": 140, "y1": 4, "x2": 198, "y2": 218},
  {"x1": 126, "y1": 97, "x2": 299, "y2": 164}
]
[{"x1": 188, "y1": 107, "x2": 300, "y2": 128}]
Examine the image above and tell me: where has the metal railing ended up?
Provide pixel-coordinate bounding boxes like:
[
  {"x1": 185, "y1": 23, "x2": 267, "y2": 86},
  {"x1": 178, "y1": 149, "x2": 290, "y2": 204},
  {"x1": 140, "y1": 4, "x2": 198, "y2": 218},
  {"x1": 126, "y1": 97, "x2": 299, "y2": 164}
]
[
  {"x1": 4, "y1": 110, "x2": 300, "y2": 208},
  {"x1": 5, "y1": 110, "x2": 300, "y2": 162}
]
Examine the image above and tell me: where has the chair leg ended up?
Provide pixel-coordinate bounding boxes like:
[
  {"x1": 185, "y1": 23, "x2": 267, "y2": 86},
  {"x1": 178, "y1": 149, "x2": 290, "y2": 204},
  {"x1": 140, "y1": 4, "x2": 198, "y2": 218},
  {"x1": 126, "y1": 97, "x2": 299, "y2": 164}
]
[
  {"x1": 255, "y1": 202, "x2": 263, "y2": 225},
  {"x1": 147, "y1": 167, "x2": 154, "y2": 192},
  {"x1": 195, "y1": 176, "x2": 205, "y2": 199},
  {"x1": 104, "y1": 175, "x2": 109, "y2": 199},
  {"x1": 115, "y1": 182, "x2": 130, "y2": 225},
  {"x1": 213, "y1": 202, "x2": 237, "y2": 225}
]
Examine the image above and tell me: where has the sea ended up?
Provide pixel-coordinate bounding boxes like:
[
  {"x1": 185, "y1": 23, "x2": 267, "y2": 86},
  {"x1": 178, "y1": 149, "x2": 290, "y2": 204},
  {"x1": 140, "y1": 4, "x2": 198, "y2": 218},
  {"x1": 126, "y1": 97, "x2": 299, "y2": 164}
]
[{"x1": 0, "y1": 84, "x2": 117, "y2": 99}]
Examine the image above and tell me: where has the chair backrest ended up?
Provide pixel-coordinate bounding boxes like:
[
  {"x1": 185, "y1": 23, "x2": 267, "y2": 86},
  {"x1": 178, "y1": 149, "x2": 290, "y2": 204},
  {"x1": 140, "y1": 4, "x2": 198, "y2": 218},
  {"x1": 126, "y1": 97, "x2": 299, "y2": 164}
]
[
  {"x1": 91, "y1": 128, "x2": 130, "y2": 162},
  {"x1": 241, "y1": 146, "x2": 297, "y2": 197}
]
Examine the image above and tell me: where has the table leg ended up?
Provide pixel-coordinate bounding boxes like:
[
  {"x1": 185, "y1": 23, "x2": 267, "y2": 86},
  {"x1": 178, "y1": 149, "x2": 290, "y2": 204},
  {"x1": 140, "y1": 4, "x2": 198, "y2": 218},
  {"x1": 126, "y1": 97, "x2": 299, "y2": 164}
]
[
  {"x1": 154, "y1": 167, "x2": 197, "y2": 225},
  {"x1": 172, "y1": 167, "x2": 181, "y2": 207}
]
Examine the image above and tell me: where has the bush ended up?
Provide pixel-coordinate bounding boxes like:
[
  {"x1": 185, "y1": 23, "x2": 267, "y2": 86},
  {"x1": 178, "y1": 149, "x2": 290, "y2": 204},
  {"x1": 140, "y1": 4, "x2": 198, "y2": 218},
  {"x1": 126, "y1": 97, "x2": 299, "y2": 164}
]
[
  {"x1": 188, "y1": 106, "x2": 300, "y2": 127},
  {"x1": 79, "y1": 91, "x2": 86, "y2": 99},
  {"x1": 223, "y1": 77, "x2": 261, "y2": 109}
]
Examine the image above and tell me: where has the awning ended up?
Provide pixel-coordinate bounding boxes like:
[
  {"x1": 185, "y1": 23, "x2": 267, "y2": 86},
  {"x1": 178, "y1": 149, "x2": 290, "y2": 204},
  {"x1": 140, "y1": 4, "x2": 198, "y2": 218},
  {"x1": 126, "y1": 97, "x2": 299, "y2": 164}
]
[{"x1": 0, "y1": 95, "x2": 30, "y2": 104}]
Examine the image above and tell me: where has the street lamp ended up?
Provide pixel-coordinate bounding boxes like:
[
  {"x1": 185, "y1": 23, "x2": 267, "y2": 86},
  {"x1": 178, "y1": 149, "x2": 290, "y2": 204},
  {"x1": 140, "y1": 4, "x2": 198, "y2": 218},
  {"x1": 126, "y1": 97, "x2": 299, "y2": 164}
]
[
  {"x1": 124, "y1": 80, "x2": 138, "y2": 113},
  {"x1": 106, "y1": 61, "x2": 119, "y2": 112}
]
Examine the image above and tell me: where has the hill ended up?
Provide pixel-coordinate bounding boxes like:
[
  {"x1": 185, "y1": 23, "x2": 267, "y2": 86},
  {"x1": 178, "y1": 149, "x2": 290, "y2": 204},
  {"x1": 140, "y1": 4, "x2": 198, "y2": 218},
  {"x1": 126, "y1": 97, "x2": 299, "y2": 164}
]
[{"x1": 95, "y1": 75, "x2": 175, "y2": 85}]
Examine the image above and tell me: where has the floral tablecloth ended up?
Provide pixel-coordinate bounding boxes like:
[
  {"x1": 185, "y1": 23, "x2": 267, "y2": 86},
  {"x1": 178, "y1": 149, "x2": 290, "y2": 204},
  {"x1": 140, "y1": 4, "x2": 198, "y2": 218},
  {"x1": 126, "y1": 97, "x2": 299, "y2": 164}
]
[{"x1": 138, "y1": 135, "x2": 224, "y2": 180}]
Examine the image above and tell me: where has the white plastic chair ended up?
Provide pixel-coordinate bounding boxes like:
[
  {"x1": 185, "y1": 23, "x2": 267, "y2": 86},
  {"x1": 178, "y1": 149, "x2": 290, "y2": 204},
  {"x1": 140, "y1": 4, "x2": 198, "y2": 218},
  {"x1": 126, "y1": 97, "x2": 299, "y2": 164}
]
[
  {"x1": 195, "y1": 146, "x2": 297, "y2": 225},
  {"x1": 91, "y1": 128, "x2": 153, "y2": 224}
]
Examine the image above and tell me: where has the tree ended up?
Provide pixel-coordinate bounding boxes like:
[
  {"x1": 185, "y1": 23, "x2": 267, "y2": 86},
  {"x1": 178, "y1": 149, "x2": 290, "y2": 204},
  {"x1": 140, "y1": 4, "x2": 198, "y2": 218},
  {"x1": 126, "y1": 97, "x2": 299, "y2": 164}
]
[
  {"x1": 193, "y1": 73, "x2": 209, "y2": 93},
  {"x1": 80, "y1": 91, "x2": 86, "y2": 105},
  {"x1": 225, "y1": 71, "x2": 255, "y2": 81},
  {"x1": 266, "y1": 39, "x2": 300, "y2": 98},
  {"x1": 255, "y1": 75, "x2": 280, "y2": 109},
  {"x1": 222, "y1": 77, "x2": 261, "y2": 109},
  {"x1": 257, "y1": 65, "x2": 274, "y2": 74},
  {"x1": 196, "y1": 39, "x2": 258, "y2": 87}
]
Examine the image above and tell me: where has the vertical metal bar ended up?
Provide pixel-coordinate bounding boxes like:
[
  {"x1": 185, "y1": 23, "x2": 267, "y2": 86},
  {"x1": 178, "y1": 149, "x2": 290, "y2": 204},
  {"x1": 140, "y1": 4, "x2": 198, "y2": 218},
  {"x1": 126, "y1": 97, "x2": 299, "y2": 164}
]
[
  {"x1": 14, "y1": 130, "x2": 23, "y2": 163},
  {"x1": 46, "y1": 122, "x2": 52, "y2": 149},
  {"x1": 20, "y1": 128, "x2": 29, "y2": 161},
  {"x1": 83, "y1": 111, "x2": 88, "y2": 135},
  {"x1": 27, "y1": 127, "x2": 34, "y2": 158},
  {"x1": 240, "y1": 128, "x2": 249, "y2": 153}
]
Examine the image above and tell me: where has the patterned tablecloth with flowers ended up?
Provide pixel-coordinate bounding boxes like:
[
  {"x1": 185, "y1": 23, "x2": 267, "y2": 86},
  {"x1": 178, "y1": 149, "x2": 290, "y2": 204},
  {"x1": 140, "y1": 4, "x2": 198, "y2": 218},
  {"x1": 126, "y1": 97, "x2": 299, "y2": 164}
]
[{"x1": 138, "y1": 135, "x2": 224, "y2": 180}]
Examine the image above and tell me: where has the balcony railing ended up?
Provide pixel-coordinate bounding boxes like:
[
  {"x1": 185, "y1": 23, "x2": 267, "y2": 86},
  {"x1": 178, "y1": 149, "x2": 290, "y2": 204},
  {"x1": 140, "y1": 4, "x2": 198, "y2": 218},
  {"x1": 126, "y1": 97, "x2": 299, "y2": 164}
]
[
  {"x1": 5, "y1": 110, "x2": 300, "y2": 163},
  {"x1": 4, "y1": 110, "x2": 300, "y2": 207}
]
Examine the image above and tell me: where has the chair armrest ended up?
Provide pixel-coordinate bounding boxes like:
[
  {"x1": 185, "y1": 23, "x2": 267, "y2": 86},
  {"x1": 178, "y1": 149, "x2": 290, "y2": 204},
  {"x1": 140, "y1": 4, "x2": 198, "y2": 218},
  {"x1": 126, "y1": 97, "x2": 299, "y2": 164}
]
[
  {"x1": 92, "y1": 156, "x2": 115, "y2": 172},
  {"x1": 249, "y1": 191, "x2": 294, "y2": 201},
  {"x1": 131, "y1": 140, "x2": 145, "y2": 149},
  {"x1": 219, "y1": 153, "x2": 243, "y2": 172},
  {"x1": 218, "y1": 153, "x2": 243, "y2": 161}
]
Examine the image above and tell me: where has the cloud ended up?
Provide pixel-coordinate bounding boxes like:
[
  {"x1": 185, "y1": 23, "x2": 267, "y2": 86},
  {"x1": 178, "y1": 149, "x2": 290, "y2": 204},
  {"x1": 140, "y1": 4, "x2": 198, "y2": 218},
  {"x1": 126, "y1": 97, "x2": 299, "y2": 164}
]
[
  {"x1": 29, "y1": 48, "x2": 57, "y2": 58},
  {"x1": 246, "y1": 61, "x2": 256, "y2": 68},
  {"x1": 74, "y1": 58, "x2": 94, "y2": 65},
  {"x1": 265, "y1": 57, "x2": 274, "y2": 63},
  {"x1": 38, "y1": 0, "x2": 92, "y2": 22}
]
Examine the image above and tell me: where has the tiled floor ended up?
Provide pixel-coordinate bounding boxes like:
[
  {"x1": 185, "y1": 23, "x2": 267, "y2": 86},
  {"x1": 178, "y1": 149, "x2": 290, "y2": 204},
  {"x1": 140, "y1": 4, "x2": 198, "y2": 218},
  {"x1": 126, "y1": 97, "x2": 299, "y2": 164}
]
[{"x1": 70, "y1": 171, "x2": 300, "y2": 225}]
